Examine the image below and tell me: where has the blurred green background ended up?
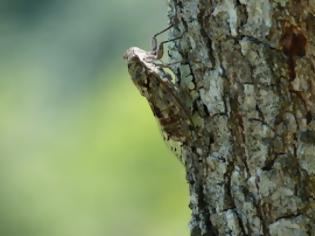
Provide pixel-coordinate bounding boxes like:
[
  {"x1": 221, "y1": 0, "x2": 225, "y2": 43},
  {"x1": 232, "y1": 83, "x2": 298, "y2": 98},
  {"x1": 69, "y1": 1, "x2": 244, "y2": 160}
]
[{"x1": 0, "y1": 0, "x2": 189, "y2": 235}]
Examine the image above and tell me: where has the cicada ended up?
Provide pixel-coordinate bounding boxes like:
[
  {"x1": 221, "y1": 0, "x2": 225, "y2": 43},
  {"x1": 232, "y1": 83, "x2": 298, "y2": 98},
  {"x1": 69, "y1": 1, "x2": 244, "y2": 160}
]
[{"x1": 123, "y1": 28, "x2": 195, "y2": 147}]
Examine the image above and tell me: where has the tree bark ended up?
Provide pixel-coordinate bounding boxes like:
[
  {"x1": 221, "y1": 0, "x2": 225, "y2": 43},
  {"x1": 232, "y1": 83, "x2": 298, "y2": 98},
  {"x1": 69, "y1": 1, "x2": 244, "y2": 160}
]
[{"x1": 166, "y1": 0, "x2": 315, "y2": 235}]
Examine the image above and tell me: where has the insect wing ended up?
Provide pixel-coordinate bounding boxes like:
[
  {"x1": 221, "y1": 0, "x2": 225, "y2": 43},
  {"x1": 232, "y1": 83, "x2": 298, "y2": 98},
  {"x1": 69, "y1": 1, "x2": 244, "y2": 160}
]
[{"x1": 145, "y1": 70, "x2": 193, "y2": 143}]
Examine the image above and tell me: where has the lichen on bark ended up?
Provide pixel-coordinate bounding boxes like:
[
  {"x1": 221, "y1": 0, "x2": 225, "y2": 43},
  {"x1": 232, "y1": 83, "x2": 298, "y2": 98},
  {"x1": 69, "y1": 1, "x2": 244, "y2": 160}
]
[{"x1": 166, "y1": 0, "x2": 315, "y2": 235}]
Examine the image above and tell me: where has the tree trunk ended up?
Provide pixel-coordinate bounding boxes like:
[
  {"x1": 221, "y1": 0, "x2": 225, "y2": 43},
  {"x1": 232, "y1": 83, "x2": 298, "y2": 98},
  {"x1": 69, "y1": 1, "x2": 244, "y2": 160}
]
[{"x1": 166, "y1": 0, "x2": 315, "y2": 235}]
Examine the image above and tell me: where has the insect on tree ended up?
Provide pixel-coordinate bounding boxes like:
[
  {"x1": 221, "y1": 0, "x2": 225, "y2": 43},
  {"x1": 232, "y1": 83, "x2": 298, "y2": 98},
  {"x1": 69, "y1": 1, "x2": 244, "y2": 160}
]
[{"x1": 124, "y1": 23, "x2": 196, "y2": 157}]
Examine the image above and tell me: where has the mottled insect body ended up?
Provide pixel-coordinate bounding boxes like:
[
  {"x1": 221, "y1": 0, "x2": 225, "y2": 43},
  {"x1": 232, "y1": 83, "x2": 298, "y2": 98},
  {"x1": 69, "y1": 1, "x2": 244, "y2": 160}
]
[{"x1": 124, "y1": 46, "x2": 194, "y2": 144}]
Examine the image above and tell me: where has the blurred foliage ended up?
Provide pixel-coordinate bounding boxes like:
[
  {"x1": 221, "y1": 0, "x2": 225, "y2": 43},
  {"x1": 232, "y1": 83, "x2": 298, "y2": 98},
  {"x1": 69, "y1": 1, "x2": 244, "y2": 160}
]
[{"x1": 0, "y1": 1, "x2": 189, "y2": 236}]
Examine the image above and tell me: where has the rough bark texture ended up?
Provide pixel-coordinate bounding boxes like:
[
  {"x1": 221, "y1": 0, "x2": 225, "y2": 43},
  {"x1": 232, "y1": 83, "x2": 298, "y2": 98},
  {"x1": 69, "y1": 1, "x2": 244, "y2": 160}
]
[{"x1": 166, "y1": 0, "x2": 315, "y2": 235}]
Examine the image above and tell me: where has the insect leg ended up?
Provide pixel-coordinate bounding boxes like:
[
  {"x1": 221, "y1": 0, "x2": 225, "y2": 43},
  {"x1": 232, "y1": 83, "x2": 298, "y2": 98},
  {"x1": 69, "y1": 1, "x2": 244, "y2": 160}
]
[
  {"x1": 151, "y1": 24, "x2": 175, "y2": 53},
  {"x1": 153, "y1": 59, "x2": 186, "y2": 68},
  {"x1": 153, "y1": 34, "x2": 184, "y2": 60}
]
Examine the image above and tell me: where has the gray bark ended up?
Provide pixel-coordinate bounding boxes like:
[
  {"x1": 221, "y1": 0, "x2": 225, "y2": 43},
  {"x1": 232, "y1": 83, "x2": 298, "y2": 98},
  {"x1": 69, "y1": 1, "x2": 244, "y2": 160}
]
[{"x1": 166, "y1": 0, "x2": 315, "y2": 235}]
